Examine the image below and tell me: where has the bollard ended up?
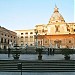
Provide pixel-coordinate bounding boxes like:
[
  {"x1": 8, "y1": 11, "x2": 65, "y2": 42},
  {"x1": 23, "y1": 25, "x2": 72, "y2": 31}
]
[{"x1": 17, "y1": 63, "x2": 22, "y2": 75}]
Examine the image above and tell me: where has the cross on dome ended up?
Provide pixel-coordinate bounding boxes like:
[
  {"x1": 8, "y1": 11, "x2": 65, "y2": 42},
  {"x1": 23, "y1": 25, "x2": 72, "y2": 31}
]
[{"x1": 54, "y1": 5, "x2": 59, "y2": 13}]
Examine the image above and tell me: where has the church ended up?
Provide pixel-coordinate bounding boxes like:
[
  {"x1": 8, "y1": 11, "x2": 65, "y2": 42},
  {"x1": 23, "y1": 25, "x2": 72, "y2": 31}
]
[
  {"x1": 15, "y1": 6, "x2": 75, "y2": 48},
  {"x1": 34, "y1": 6, "x2": 75, "y2": 48}
]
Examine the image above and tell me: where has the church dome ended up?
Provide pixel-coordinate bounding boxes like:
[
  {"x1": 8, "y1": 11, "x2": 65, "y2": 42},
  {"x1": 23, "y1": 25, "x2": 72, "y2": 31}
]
[{"x1": 48, "y1": 6, "x2": 65, "y2": 24}]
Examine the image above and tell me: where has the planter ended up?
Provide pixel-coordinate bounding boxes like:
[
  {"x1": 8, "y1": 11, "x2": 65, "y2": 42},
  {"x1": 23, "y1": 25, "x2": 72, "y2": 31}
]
[
  {"x1": 38, "y1": 55, "x2": 42, "y2": 60},
  {"x1": 13, "y1": 54, "x2": 20, "y2": 59},
  {"x1": 36, "y1": 48, "x2": 43, "y2": 60},
  {"x1": 12, "y1": 50, "x2": 21, "y2": 60},
  {"x1": 64, "y1": 55, "x2": 70, "y2": 60},
  {"x1": 61, "y1": 48, "x2": 73, "y2": 60}
]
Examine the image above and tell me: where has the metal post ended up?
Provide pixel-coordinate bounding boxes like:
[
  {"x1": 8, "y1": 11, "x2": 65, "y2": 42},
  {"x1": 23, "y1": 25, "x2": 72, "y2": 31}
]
[
  {"x1": 35, "y1": 29, "x2": 38, "y2": 48},
  {"x1": 17, "y1": 63, "x2": 22, "y2": 75},
  {"x1": 41, "y1": 40, "x2": 42, "y2": 48},
  {"x1": 21, "y1": 69, "x2": 22, "y2": 75},
  {"x1": 42, "y1": 26, "x2": 44, "y2": 47},
  {"x1": 36, "y1": 32, "x2": 37, "y2": 48}
]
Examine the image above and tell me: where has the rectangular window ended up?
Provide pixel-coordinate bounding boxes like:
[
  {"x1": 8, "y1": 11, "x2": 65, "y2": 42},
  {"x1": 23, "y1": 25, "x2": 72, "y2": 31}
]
[
  {"x1": 11, "y1": 40, "x2": 12, "y2": 42},
  {"x1": 13, "y1": 41, "x2": 16, "y2": 44},
  {"x1": 25, "y1": 36, "x2": 28, "y2": 42},
  {"x1": 30, "y1": 36, "x2": 33, "y2": 42},
  {"x1": 1, "y1": 38, "x2": 3, "y2": 43},
  {"x1": 69, "y1": 40, "x2": 71, "y2": 43},
  {"x1": 8, "y1": 40, "x2": 9, "y2": 44},
  {"x1": 4, "y1": 39, "x2": 6, "y2": 43},
  {"x1": 25, "y1": 36, "x2": 28, "y2": 38},
  {"x1": 21, "y1": 41, "x2": 24, "y2": 46}
]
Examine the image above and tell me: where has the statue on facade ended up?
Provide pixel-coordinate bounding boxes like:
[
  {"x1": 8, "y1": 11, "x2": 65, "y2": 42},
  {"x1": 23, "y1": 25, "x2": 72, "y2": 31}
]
[
  {"x1": 66, "y1": 25, "x2": 70, "y2": 32},
  {"x1": 55, "y1": 25, "x2": 59, "y2": 32}
]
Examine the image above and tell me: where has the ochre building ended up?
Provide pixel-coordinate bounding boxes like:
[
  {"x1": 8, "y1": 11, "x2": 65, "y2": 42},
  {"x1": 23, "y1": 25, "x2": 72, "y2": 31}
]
[
  {"x1": 15, "y1": 6, "x2": 75, "y2": 48},
  {"x1": 35, "y1": 6, "x2": 75, "y2": 48}
]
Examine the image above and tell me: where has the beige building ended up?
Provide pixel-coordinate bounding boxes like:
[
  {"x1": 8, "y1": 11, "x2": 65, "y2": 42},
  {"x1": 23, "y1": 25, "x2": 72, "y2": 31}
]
[
  {"x1": 15, "y1": 6, "x2": 75, "y2": 48},
  {"x1": 0, "y1": 26, "x2": 17, "y2": 49},
  {"x1": 15, "y1": 29, "x2": 35, "y2": 46}
]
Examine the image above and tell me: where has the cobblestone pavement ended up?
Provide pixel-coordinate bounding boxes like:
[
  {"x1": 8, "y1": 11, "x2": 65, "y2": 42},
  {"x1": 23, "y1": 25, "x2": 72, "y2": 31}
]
[{"x1": 0, "y1": 54, "x2": 75, "y2": 60}]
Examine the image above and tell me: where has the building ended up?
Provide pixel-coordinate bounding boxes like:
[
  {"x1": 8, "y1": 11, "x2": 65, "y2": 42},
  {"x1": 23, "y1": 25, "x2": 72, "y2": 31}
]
[
  {"x1": 35, "y1": 6, "x2": 75, "y2": 48},
  {"x1": 0, "y1": 26, "x2": 17, "y2": 49},
  {"x1": 15, "y1": 6, "x2": 75, "y2": 48},
  {"x1": 15, "y1": 29, "x2": 35, "y2": 46}
]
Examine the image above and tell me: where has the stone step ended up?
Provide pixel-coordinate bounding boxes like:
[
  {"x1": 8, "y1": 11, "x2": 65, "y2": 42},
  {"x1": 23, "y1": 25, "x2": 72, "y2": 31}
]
[
  {"x1": 0, "y1": 63, "x2": 75, "y2": 67},
  {"x1": 0, "y1": 60, "x2": 75, "y2": 63},
  {"x1": 0, "y1": 66, "x2": 74, "y2": 69},
  {"x1": 0, "y1": 66, "x2": 75, "y2": 69},
  {"x1": 0, "y1": 60, "x2": 75, "y2": 72},
  {"x1": 0, "y1": 69, "x2": 75, "y2": 72},
  {"x1": 0, "y1": 64, "x2": 75, "y2": 71}
]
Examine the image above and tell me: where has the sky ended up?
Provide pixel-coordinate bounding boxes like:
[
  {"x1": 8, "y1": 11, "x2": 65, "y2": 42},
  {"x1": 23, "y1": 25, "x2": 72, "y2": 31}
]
[{"x1": 0, "y1": 0, "x2": 75, "y2": 31}]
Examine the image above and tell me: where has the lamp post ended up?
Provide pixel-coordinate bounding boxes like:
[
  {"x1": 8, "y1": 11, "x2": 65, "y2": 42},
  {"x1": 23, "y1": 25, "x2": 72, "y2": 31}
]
[
  {"x1": 35, "y1": 29, "x2": 42, "y2": 60},
  {"x1": 41, "y1": 26, "x2": 45, "y2": 47},
  {"x1": 35, "y1": 29, "x2": 38, "y2": 49}
]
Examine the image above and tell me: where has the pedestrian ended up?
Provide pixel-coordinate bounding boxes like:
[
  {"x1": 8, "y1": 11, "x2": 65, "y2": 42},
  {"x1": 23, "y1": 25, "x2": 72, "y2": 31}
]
[
  {"x1": 53, "y1": 48, "x2": 55, "y2": 55},
  {"x1": 25, "y1": 44, "x2": 28, "y2": 53},
  {"x1": 50, "y1": 48, "x2": 52, "y2": 55},
  {"x1": 8, "y1": 47, "x2": 11, "y2": 57},
  {"x1": 47, "y1": 47, "x2": 49, "y2": 55}
]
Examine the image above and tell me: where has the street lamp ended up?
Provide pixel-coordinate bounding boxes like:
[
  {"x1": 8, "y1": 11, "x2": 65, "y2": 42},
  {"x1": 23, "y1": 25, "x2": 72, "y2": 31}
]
[
  {"x1": 41, "y1": 26, "x2": 45, "y2": 47},
  {"x1": 34, "y1": 29, "x2": 38, "y2": 48}
]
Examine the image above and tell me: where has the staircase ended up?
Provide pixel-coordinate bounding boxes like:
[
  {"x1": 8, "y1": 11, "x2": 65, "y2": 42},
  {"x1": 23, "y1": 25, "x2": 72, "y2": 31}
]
[{"x1": 0, "y1": 60, "x2": 75, "y2": 72}]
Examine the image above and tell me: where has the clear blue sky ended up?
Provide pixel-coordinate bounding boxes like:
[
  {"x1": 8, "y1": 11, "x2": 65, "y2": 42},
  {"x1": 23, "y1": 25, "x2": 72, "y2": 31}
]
[{"x1": 0, "y1": 0, "x2": 74, "y2": 31}]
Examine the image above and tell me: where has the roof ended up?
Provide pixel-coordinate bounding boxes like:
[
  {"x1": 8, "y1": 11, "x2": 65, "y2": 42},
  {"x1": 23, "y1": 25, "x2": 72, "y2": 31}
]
[{"x1": 48, "y1": 6, "x2": 65, "y2": 25}]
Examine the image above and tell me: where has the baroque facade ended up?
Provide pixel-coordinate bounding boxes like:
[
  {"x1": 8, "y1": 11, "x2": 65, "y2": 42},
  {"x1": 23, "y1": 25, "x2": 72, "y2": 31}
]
[
  {"x1": 0, "y1": 26, "x2": 17, "y2": 49},
  {"x1": 35, "y1": 6, "x2": 75, "y2": 48},
  {"x1": 15, "y1": 6, "x2": 75, "y2": 48}
]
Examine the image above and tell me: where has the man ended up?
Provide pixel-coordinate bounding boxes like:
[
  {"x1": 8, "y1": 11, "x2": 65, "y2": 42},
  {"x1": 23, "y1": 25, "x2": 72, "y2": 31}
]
[
  {"x1": 8, "y1": 47, "x2": 11, "y2": 57},
  {"x1": 25, "y1": 44, "x2": 28, "y2": 53},
  {"x1": 47, "y1": 47, "x2": 50, "y2": 55},
  {"x1": 50, "y1": 48, "x2": 52, "y2": 55}
]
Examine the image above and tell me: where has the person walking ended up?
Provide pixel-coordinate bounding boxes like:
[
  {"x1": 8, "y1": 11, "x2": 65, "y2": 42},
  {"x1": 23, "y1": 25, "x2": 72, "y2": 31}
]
[
  {"x1": 50, "y1": 48, "x2": 52, "y2": 55},
  {"x1": 47, "y1": 47, "x2": 50, "y2": 55},
  {"x1": 53, "y1": 48, "x2": 55, "y2": 55},
  {"x1": 25, "y1": 44, "x2": 28, "y2": 53},
  {"x1": 8, "y1": 47, "x2": 11, "y2": 57}
]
